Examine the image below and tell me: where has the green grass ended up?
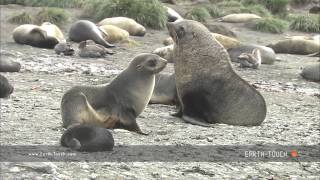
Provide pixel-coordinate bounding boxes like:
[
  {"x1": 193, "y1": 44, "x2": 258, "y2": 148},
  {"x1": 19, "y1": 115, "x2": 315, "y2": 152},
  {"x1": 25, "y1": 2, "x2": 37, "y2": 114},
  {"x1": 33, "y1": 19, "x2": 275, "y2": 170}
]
[
  {"x1": 8, "y1": 12, "x2": 34, "y2": 24},
  {"x1": 240, "y1": 4, "x2": 271, "y2": 17},
  {"x1": 217, "y1": 0, "x2": 242, "y2": 7},
  {"x1": 250, "y1": 17, "x2": 289, "y2": 33},
  {"x1": 205, "y1": 5, "x2": 224, "y2": 18},
  {"x1": 263, "y1": 0, "x2": 289, "y2": 14},
  {"x1": 35, "y1": 8, "x2": 68, "y2": 25},
  {"x1": 84, "y1": 0, "x2": 167, "y2": 29},
  {"x1": 289, "y1": 14, "x2": 320, "y2": 33},
  {"x1": 186, "y1": 7, "x2": 211, "y2": 22},
  {"x1": 0, "y1": 0, "x2": 86, "y2": 7},
  {"x1": 290, "y1": 0, "x2": 313, "y2": 6}
]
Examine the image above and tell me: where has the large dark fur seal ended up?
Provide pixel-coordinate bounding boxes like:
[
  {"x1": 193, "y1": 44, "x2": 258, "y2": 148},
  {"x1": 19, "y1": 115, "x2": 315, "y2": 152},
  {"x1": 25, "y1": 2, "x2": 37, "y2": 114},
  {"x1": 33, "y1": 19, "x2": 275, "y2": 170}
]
[{"x1": 167, "y1": 20, "x2": 267, "y2": 127}]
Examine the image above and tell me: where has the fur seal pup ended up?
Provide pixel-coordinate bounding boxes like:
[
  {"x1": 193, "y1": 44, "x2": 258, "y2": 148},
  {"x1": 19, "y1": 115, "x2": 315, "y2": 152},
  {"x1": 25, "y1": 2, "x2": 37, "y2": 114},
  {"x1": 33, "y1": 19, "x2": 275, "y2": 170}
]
[
  {"x1": 54, "y1": 42, "x2": 75, "y2": 56},
  {"x1": 150, "y1": 73, "x2": 177, "y2": 105},
  {"x1": 267, "y1": 39, "x2": 320, "y2": 55},
  {"x1": 78, "y1": 40, "x2": 113, "y2": 58},
  {"x1": 12, "y1": 24, "x2": 59, "y2": 48},
  {"x1": 69, "y1": 20, "x2": 114, "y2": 48},
  {"x1": 228, "y1": 43, "x2": 276, "y2": 65},
  {"x1": 61, "y1": 53, "x2": 167, "y2": 134},
  {"x1": 0, "y1": 74, "x2": 14, "y2": 98},
  {"x1": 0, "y1": 58, "x2": 21, "y2": 72},
  {"x1": 40, "y1": 22, "x2": 65, "y2": 42},
  {"x1": 237, "y1": 48, "x2": 261, "y2": 69},
  {"x1": 98, "y1": 25, "x2": 130, "y2": 43},
  {"x1": 167, "y1": 20, "x2": 267, "y2": 126},
  {"x1": 301, "y1": 63, "x2": 320, "y2": 82},
  {"x1": 60, "y1": 124, "x2": 114, "y2": 152},
  {"x1": 220, "y1": 13, "x2": 261, "y2": 23},
  {"x1": 98, "y1": 17, "x2": 146, "y2": 36}
]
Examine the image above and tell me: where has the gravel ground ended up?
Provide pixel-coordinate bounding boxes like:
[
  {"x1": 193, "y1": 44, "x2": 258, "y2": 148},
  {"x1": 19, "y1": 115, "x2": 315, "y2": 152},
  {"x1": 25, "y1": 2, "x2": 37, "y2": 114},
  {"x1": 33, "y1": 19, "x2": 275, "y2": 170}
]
[{"x1": 0, "y1": 4, "x2": 319, "y2": 179}]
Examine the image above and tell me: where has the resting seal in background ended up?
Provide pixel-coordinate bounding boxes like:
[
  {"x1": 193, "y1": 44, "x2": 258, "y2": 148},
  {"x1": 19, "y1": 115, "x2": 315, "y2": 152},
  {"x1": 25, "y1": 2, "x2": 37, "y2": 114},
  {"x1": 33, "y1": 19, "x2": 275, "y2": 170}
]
[
  {"x1": 0, "y1": 59, "x2": 21, "y2": 72},
  {"x1": 61, "y1": 53, "x2": 167, "y2": 134},
  {"x1": 60, "y1": 124, "x2": 114, "y2": 152},
  {"x1": 167, "y1": 20, "x2": 266, "y2": 127},
  {"x1": 12, "y1": 24, "x2": 59, "y2": 48},
  {"x1": 0, "y1": 74, "x2": 14, "y2": 98},
  {"x1": 267, "y1": 39, "x2": 320, "y2": 55},
  {"x1": 97, "y1": 17, "x2": 146, "y2": 36},
  {"x1": 78, "y1": 40, "x2": 113, "y2": 58},
  {"x1": 69, "y1": 20, "x2": 114, "y2": 48},
  {"x1": 228, "y1": 43, "x2": 276, "y2": 65},
  {"x1": 300, "y1": 63, "x2": 320, "y2": 82}
]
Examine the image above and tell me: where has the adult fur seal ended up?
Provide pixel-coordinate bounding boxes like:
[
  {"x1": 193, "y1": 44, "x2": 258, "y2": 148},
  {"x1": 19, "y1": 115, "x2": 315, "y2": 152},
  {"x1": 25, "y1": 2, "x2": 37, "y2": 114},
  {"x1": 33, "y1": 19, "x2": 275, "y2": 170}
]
[
  {"x1": 167, "y1": 20, "x2": 266, "y2": 126},
  {"x1": 60, "y1": 124, "x2": 114, "y2": 152},
  {"x1": 150, "y1": 73, "x2": 177, "y2": 105},
  {"x1": 98, "y1": 17, "x2": 146, "y2": 36},
  {"x1": 69, "y1": 20, "x2": 114, "y2": 48},
  {"x1": 61, "y1": 53, "x2": 167, "y2": 134},
  {"x1": 12, "y1": 24, "x2": 59, "y2": 48},
  {"x1": 228, "y1": 43, "x2": 276, "y2": 64},
  {"x1": 0, "y1": 74, "x2": 14, "y2": 98},
  {"x1": 267, "y1": 39, "x2": 320, "y2": 55},
  {"x1": 0, "y1": 58, "x2": 21, "y2": 72},
  {"x1": 166, "y1": 6, "x2": 183, "y2": 22},
  {"x1": 300, "y1": 63, "x2": 320, "y2": 82}
]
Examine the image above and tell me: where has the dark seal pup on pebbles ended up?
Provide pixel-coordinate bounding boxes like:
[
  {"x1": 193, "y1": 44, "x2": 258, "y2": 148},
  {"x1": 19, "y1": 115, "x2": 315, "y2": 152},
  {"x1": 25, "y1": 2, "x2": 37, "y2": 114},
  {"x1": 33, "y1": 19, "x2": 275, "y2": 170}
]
[
  {"x1": 61, "y1": 124, "x2": 114, "y2": 152},
  {"x1": 0, "y1": 74, "x2": 14, "y2": 98},
  {"x1": 167, "y1": 20, "x2": 267, "y2": 127},
  {"x1": 61, "y1": 53, "x2": 167, "y2": 134}
]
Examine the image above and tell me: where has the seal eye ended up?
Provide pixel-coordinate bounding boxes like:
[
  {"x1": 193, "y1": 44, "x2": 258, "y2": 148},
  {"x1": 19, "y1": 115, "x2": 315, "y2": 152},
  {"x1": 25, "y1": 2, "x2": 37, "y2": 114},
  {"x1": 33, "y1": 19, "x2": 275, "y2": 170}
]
[
  {"x1": 148, "y1": 59, "x2": 157, "y2": 67},
  {"x1": 177, "y1": 26, "x2": 185, "y2": 39}
]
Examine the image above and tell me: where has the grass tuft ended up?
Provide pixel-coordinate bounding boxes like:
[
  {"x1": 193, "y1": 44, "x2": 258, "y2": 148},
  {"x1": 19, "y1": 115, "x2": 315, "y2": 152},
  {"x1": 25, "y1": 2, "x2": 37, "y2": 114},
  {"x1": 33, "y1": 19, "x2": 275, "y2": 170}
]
[
  {"x1": 84, "y1": 0, "x2": 167, "y2": 29},
  {"x1": 35, "y1": 8, "x2": 68, "y2": 25},
  {"x1": 289, "y1": 14, "x2": 320, "y2": 33},
  {"x1": 250, "y1": 17, "x2": 288, "y2": 34},
  {"x1": 217, "y1": 0, "x2": 242, "y2": 7},
  {"x1": 186, "y1": 7, "x2": 211, "y2": 22},
  {"x1": 205, "y1": 5, "x2": 224, "y2": 18},
  {"x1": 1, "y1": 0, "x2": 86, "y2": 8},
  {"x1": 240, "y1": 4, "x2": 271, "y2": 17},
  {"x1": 8, "y1": 12, "x2": 34, "y2": 24},
  {"x1": 263, "y1": 0, "x2": 289, "y2": 15}
]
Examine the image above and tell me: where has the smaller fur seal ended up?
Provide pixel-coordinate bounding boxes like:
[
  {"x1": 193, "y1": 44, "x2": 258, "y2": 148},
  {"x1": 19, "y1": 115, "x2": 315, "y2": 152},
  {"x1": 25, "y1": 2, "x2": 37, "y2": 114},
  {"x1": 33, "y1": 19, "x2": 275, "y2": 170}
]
[
  {"x1": 54, "y1": 42, "x2": 75, "y2": 56},
  {"x1": 69, "y1": 20, "x2": 114, "y2": 48},
  {"x1": 98, "y1": 25, "x2": 130, "y2": 43},
  {"x1": 61, "y1": 124, "x2": 114, "y2": 152},
  {"x1": 237, "y1": 48, "x2": 261, "y2": 69},
  {"x1": 220, "y1": 13, "x2": 261, "y2": 23},
  {"x1": 150, "y1": 73, "x2": 177, "y2": 105},
  {"x1": 78, "y1": 40, "x2": 113, "y2": 58},
  {"x1": 98, "y1": 17, "x2": 146, "y2": 36},
  {"x1": 61, "y1": 53, "x2": 167, "y2": 134},
  {"x1": 301, "y1": 63, "x2": 320, "y2": 82},
  {"x1": 0, "y1": 74, "x2": 14, "y2": 98},
  {"x1": 40, "y1": 22, "x2": 65, "y2": 42},
  {"x1": 267, "y1": 39, "x2": 320, "y2": 55},
  {"x1": 12, "y1": 24, "x2": 59, "y2": 48},
  {"x1": 228, "y1": 43, "x2": 276, "y2": 65},
  {"x1": 0, "y1": 59, "x2": 21, "y2": 72}
]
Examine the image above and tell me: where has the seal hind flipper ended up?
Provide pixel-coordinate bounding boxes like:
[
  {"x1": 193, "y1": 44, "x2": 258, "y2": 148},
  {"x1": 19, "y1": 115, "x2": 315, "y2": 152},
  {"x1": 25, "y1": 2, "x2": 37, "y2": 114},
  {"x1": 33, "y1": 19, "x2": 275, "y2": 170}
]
[
  {"x1": 182, "y1": 115, "x2": 215, "y2": 127},
  {"x1": 68, "y1": 138, "x2": 81, "y2": 150}
]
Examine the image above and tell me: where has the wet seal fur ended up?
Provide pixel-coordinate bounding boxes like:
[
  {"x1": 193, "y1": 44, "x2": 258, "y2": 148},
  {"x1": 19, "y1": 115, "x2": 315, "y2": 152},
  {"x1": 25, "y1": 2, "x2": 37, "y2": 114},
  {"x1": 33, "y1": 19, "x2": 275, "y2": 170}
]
[
  {"x1": 0, "y1": 74, "x2": 14, "y2": 98},
  {"x1": 69, "y1": 20, "x2": 114, "y2": 48},
  {"x1": 12, "y1": 24, "x2": 59, "y2": 48},
  {"x1": 150, "y1": 73, "x2": 178, "y2": 105},
  {"x1": 60, "y1": 124, "x2": 114, "y2": 152},
  {"x1": 0, "y1": 58, "x2": 21, "y2": 72},
  {"x1": 167, "y1": 20, "x2": 267, "y2": 126},
  {"x1": 61, "y1": 53, "x2": 167, "y2": 134}
]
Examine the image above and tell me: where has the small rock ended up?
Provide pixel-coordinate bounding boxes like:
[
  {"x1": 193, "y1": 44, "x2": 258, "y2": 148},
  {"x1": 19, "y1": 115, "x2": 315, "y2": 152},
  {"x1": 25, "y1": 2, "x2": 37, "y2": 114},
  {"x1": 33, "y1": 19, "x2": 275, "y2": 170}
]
[
  {"x1": 207, "y1": 137, "x2": 213, "y2": 142},
  {"x1": 119, "y1": 163, "x2": 130, "y2": 171}
]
